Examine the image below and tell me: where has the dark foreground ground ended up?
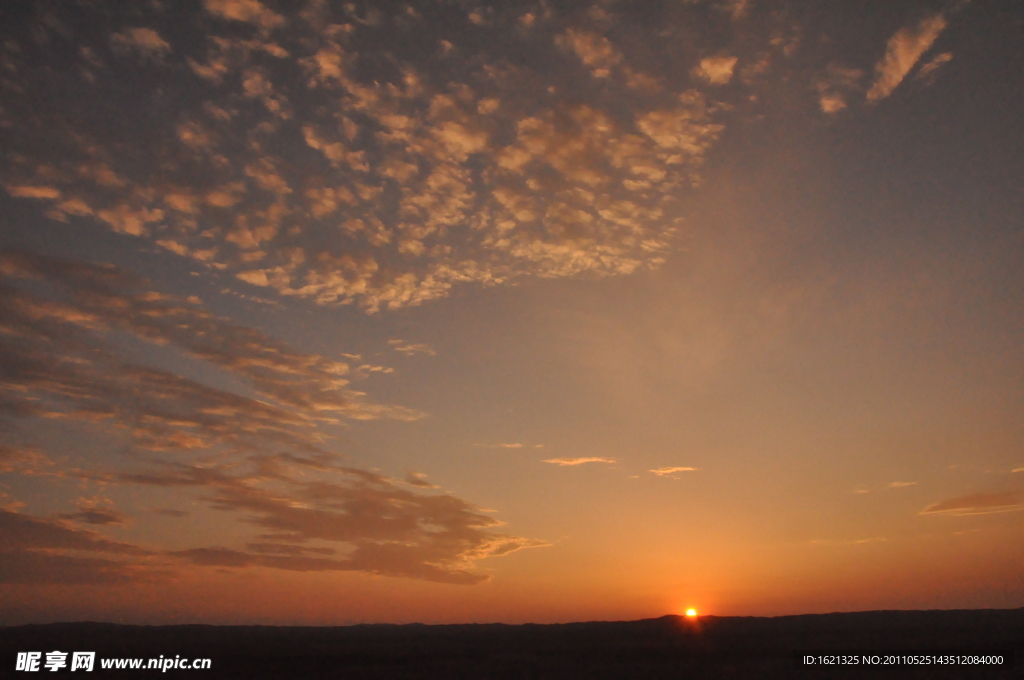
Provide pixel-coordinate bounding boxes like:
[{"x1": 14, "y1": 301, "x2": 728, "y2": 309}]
[{"x1": 3, "y1": 608, "x2": 1022, "y2": 679}]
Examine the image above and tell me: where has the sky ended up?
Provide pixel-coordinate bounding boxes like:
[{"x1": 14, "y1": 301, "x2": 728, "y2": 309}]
[{"x1": 0, "y1": 0, "x2": 1022, "y2": 625}]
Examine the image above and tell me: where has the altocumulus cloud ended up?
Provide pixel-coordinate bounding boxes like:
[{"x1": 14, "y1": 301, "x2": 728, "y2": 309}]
[
  {"x1": 3, "y1": 0, "x2": 945, "y2": 314},
  {"x1": 1, "y1": 2, "x2": 972, "y2": 312}
]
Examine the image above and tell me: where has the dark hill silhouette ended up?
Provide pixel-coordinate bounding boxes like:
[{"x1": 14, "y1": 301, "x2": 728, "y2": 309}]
[{"x1": 2, "y1": 608, "x2": 1021, "y2": 679}]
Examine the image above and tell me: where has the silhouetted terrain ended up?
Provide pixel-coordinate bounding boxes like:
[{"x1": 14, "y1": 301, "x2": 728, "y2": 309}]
[{"x1": 3, "y1": 609, "x2": 1022, "y2": 679}]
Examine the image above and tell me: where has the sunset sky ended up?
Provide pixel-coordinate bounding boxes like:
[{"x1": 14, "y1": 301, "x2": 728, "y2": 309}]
[{"x1": 1, "y1": 0, "x2": 1022, "y2": 625}]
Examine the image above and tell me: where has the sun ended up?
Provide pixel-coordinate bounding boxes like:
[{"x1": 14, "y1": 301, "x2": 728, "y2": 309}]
[{"x1": 685, "y1": 608, "x2": 698, "y2": 618}]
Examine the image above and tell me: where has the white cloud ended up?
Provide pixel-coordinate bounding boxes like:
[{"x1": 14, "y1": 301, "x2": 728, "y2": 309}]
[{"x1": 388, "y1": 339, "x2": 437, "y2": 356}]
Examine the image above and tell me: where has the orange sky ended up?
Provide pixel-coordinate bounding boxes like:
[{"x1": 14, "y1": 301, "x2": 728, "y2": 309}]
[{"x1": 0, "y1": 0, "x2": 1022, "y2": 625}]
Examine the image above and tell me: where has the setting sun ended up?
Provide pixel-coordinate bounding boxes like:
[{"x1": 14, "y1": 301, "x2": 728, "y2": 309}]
[{"x1": 685, "y1": 609, "x2": 698, "y2": 618}]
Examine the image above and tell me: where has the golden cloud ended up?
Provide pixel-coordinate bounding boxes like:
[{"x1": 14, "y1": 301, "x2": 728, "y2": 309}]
[
  {"x1": 543, "y1": 457, "x2": 615, "y2": 466},
  {"x1": 866, "y1": 14, "x2": 947, "y2": 102}
]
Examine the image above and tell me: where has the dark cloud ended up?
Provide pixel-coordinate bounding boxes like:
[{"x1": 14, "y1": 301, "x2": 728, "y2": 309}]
[
  {"x1": 0, "y1": 249, "x2": 417, "y2": 456},
  {"x1": 0, "y1": 510, "x2": 164, "y2": 585},
  {"x1": 55, "y1": 509, "x2": 130, "y2": 526},
  {"x1": 246, "y1": 542, "x2": 336, "y2": 556},
  {"x1": 0, "y1": 509, "x2": 149, "y2": 555},
  {"x1": 127, "y1": 454, "x2": 546, "y2": 584},
  {"x1": 0, "y1": 448, "x2": 546, "y2": 585},
  {"x1": 0, "y1": 550, "x2": 154, "y2": 585},
  {"x1": 1, "y1": 249, "x2": 417, "y2": 422},
  {"x1": 0, "y1": 250, "x2": 543, "y2": 584}
]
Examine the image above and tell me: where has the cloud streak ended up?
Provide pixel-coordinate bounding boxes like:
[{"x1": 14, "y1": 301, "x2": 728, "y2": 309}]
[
  {"x1": 542, "y1": 457, "x2": 615, "y2": 466},
  {"x1": 920, "y1": 490, "x2": 1023, "y2": 516},
  {"x1": 650, "y1": 467, "x2": 698, "y2": 477},
  {"x1": 389, "y1": 339, "x2": 437, "y2": 356}
]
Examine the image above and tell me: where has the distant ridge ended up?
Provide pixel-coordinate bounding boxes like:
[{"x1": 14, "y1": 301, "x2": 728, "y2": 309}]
[{"x1": 4, "y1": 608, "x2": 1021, "y2": 679}]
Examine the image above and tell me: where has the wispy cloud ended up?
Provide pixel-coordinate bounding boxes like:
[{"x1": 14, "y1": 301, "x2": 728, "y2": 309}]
[
  {"x1": 543, "y1": 457, "x2": 615, "y2": 466},
  {"x1": 55, "y1": 498, "x2": 130, "y2": 526},
  {"x1": 866, "y1": 14, "x2": 947, "y2": 102},
  {"x1": 916, "y1": 51, "x2": 952, "y2": 84},
  {"x1": 920, "y1": 490, "x2": 1024, "y2": 516},
  {"x1": 1013, "y1": 467, "x2": 1024, "y2": 473},
  {"x1": 888, "y1": 481, "x2": 917, "y2": 488},
  {"x1": 650, "y1": 466, "x2": 699, "y2": 477},
  {"x1": 388, "y1": 339, "x2": 437, "y2": 356},
  {"x1": 810, "y1": 537, "x2": 887, "y2": 546},
  {"x1": 403, "y1": 472, "x2": 439, "y2": 489}
]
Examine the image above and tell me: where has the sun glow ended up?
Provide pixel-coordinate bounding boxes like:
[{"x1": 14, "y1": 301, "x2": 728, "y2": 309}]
[{"x1": 685, "y1": 608, "x2": 698, "y2": 618}]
